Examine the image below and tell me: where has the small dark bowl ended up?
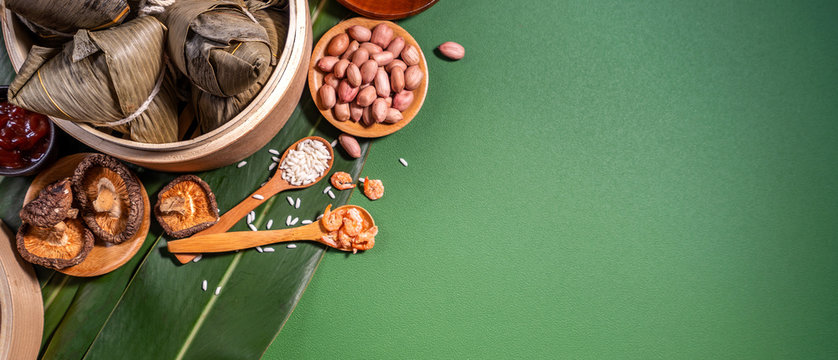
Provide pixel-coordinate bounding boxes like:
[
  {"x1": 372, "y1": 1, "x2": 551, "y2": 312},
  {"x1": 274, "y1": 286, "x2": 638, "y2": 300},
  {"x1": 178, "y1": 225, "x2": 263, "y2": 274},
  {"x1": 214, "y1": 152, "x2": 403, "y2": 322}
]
[{"x1": 0, "y1": 85, "x2": 57, "y2": 177}]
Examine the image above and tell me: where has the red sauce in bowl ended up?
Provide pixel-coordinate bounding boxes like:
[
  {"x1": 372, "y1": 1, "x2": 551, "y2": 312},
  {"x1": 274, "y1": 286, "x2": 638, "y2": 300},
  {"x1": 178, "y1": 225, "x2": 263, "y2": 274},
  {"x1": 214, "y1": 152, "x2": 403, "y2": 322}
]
[{"x1": 0, "y1": 102, "x2": 50, "y2": 169}]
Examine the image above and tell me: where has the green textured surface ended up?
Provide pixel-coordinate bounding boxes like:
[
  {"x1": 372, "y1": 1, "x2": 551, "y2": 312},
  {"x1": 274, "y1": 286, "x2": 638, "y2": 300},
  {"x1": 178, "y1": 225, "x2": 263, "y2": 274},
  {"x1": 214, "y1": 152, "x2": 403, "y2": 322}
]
[{"x1": 267, "y1": 0, "x2": 838, "y2": 359}]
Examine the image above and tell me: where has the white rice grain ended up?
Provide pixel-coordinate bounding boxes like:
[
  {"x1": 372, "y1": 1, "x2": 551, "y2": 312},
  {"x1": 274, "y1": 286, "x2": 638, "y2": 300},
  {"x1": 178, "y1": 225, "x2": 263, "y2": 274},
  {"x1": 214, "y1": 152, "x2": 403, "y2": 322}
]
[
  {"x1": 215, "y1": 286, "x2": 221, "y2": 295},
  {"x1": 202, "y1": 280, "x2": 207, "y2": 291},
  {"x1": 269, "y1": 149, "x2": 280, "y2": 155},
  {"x1": 266, "y1": 219, "x2": 273, "y2": 229},
  {"x1": 327, "y1": 190, "x2": 335, "y2": 199},
  {"x1": 192, "y1": 254, "x2": 203, "y2": 263},
  {"x1": 295, "y1": 198, "x2": 300, "y2": 209},
  {"x1": 272, "y1": 156, "x2": 280, "y2": 162},
  {"x1": 252, "y1": 194, "x2": 264, "y2": 200},
  {"x1": 316, "y1": 214, "x2": 323, "y2": 220},
  {"x1": 263, "y1": 247, "x2": 275, "y2": 252},
  {"x1": 331, "y1": 139, "x2": 338, "y2": 148},
  {"x1": 256, "y1": 246, "x2": 263, "y2": 253},
  {"x1": 269, "y1": 162, "x2": 277, "y2": 171},
  {"x1": 302, "y1": 219, "x2": 312, "y2": 225},
  {"x1": 248, "y1": 223, "x2": 258, "y2": 232},
  {"x1": 237, "y1": 161, "x2": 247, "y2": 168},
  {"x1": 287, "y1": 244, "x2": 297, "y2": 249},
  {"x1": 287, "y1": 196, "x2": 294, "y2": 206},
  {"x1": 290, "y1": 217, "x2": 299, "y2": 225},
  {"x1": 323, "y1": 185, "x2": 332, "y2": 194},
  {"x1": 286, "y1": 215, "x2": 293, "y2": 226},
  {"x1": 399, "y1": 158, "x2": 408, "y2": 167}
]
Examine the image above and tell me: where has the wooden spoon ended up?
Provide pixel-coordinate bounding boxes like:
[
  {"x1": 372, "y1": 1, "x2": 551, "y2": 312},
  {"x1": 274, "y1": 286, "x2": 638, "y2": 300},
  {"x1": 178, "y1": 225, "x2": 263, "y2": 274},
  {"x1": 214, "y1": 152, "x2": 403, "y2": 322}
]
[
  {"x1": 167, "y1": 205, "x2": 374, "y2": 254},
  {"x1": 173, "y1": 136, "x2": 334, "y2": 264}
]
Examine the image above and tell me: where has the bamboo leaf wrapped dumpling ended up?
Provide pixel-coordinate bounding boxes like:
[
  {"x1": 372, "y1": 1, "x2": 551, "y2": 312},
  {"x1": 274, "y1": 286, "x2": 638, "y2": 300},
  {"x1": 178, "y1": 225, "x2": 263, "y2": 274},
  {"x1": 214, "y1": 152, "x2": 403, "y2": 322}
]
[
  {"x1": 192, "y1": 6, "x2": 289, "y2": 133},
  {"x1": 165, "y1": 0, "x2": 272, "y2": 97},
  {"x1": 8, "y1": 16, "x2": 178, "y2": 144},
  {"x1": 6, "y1": 0, "x2": 130, "y2": 39}
]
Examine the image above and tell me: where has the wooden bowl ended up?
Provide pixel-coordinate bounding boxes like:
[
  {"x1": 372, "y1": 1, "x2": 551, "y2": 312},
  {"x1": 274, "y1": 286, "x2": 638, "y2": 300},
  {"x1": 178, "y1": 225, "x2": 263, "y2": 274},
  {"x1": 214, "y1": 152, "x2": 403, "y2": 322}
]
[
  {"x1": 0, "y1": 0, "x2": 312, "y2": 172},
  {"x1": 23, "y1": 153, "x2": 150, "y2": 277},
  {"x1": 0, "y1": 220, "x2": 41, "y2": 360},
  {"x1": 308, "y1": 17, "x2": 428, "y2": 138},
  {"x1": 337, "y1": 0, "x2": 440, "y2": 20}
]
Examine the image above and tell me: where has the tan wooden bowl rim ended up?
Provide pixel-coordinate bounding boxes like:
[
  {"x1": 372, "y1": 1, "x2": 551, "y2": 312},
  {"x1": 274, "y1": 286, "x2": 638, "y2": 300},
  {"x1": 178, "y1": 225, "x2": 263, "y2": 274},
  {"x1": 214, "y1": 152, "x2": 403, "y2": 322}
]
[
  {"x1": 308, "y1": 17, "x2": 428, "y2": 138},
  {"x1": 0, "y1": 221, "x2": 42, "y2": 360},
  {"x1": 23, "y1": 153, "x2": 151, "y2": 277},
  {"x1": 1, "y1": 0, "x2": 310, "y2": 166}
]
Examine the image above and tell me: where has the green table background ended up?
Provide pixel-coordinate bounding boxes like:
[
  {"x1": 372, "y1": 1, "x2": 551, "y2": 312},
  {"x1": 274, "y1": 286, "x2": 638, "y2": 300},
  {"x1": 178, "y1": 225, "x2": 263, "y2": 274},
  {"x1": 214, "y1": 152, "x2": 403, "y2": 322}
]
[
  {"x1": 2, "y1": 0, "x2": 837, "y2": 358},
  {"x1": 268, "y1": 0, "x2": 838, "y2": 358}
]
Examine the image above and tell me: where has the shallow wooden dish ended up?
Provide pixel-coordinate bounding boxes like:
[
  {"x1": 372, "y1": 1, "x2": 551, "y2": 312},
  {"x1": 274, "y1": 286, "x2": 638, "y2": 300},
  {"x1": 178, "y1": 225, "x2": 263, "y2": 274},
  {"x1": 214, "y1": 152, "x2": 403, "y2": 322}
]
[
  {"x1": 0, "y1": 220, "x2": 42, "y2": 360},
  {"x1": 337, "y1": 0, "x2": 439, "y2": 20},
  {"x1": 23, "y1": 153, "x2": 150, "y2": 277},
  {"x1": 1, "y1": 0, "x2": 312, "y2": 172},
  {"x1": 308, "y1": 17, "x2": 428, "y2": 138}
]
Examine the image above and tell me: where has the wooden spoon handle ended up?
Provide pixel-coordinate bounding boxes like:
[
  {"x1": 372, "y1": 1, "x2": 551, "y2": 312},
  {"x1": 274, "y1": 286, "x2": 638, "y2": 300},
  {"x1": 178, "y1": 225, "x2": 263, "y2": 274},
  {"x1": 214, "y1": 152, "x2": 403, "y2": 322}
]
[
  {"x1": 168, "y1": 223, "x2": 323, "y2": 254},
  {"x1": 173, "y1": 181, "x2": 291, "y2": 263}
]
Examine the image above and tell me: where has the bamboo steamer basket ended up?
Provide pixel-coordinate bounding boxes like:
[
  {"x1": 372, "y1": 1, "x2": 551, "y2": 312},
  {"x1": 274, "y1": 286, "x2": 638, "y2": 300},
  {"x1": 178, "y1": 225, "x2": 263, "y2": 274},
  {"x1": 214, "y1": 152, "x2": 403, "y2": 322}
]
[{"x1": 0, "y1": 0, "x2": 312, "y2": 172}]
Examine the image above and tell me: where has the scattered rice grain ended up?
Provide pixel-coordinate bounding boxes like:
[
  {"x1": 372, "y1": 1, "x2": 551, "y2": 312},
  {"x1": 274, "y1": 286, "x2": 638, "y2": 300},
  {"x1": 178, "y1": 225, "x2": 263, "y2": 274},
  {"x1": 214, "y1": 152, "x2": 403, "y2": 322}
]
[
  {"x1": 295, "y1": 198, "x2": 300, "y2": 208},
  {"x1": 263, "y1": 247, "x2": 275, "y2": 252},
  {"x1": 331, "y1": 139, "x2": 338, "y2": 148},
  {"x1": 399, "y1": 158, "x2": 408, "y2": 167},
  {"x1": 215, "y1": 286, "x2": 221, "y2": 295},
  {"x1": 271, "y1": 156, "x2": 279, "y2": 162},
  {"x1": 269, "y1": 162, "x2": 277, "y2": 171},
  {"x1": 192, "y1": 254, "x2": 203, "y2": 263},
  {"x1": 302, "y1": 219, "x2": 312, "y2": 225},
  {"x1": 286, "y1": 215, "x2": 293, "y2": 226},
  {"x1": 248, "y1": 223, "x2": 258, "y2": 232},
  {"x1": 202, "y1": 280, "x2": 207, "y2": 291},
  {"x1": 256, "y1": 246, "x2": 263, "y2": 253},
  {"x1": 323, "y1": 185, "x2": 332, "y2": 194},
  {"x1": 237, "y1": 161, "x2": 247, "y2": 168},
  {"x1": 266, "y1": 219, "x2": 273, "y2": 229},
  {"x1": 287, "y1": 244, "x2": 297, "y2": 249},
  {"x1": 252, "y1": 194, "x2": 264, "y2": 200},
  {"x1": 287, "y1": 196, "x2": 294, "y2": 206},
  {"x1": 327, "y1": 190, "x2": 335, "y2": 199},
  {"x1": 269, "y1": 149, "x2": 280, "y2": 155},
  {"x1": 291, "y1": 217, "x2": 299, "y2": 225}
]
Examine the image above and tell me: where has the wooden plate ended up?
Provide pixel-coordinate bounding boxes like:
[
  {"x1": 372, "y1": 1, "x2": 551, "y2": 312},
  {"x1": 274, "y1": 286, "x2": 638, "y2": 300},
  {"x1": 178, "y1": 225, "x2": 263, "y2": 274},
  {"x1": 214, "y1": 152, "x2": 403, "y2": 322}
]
[
  {"x1": 23, "y1": 153, "x2": 150, "y2": 277},
  {"x1": 309, "y1": 17, "x2": 428, "y2": 138},
  {"x1": 0, "y1": 220, "x2": 42, "y2": 360},
  {"x1": 337, "y1": 0, "x2": 439, "y2": 20}
]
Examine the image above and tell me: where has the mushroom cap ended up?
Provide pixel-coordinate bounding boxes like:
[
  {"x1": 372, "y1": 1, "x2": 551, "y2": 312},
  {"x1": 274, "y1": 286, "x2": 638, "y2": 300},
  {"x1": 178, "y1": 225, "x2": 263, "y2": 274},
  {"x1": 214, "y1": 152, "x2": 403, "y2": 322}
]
[
  {"x1": 154, "y1": 175, "x2": 219, "y2": 238},
  {"x1": 72, "y1": 154, "x2": 144, "y2": 244},
  {"x1": 16, "y1": 219, "x2": 94, "y2": 270},
  {"x1": 19, "y1": 178, "x2": 77, "y2": 228}
]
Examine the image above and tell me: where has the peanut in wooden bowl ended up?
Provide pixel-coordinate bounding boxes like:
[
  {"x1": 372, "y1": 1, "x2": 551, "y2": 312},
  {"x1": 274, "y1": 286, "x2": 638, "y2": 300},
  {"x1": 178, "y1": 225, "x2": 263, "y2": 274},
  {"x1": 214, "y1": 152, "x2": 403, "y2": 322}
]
[
  {"x1": 23, "y1": 153, "x2": 150, "y2": 277},
  {"x1": 308, "y1": 17, "x2": 428, "y2": 138}
]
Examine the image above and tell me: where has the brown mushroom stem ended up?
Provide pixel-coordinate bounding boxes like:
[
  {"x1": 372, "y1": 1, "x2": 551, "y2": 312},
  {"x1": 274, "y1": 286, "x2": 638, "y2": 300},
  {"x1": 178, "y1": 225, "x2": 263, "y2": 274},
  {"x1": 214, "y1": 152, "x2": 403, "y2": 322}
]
[
  {"x1": 93, "y1": 178, "x2": 122, "y2": 218},
  {"x1": 159, "y1": 196, "x2": 188, "y2": 215},
  {"x1": 40, "y1": 221, "x2": 70, "y2": 247}
]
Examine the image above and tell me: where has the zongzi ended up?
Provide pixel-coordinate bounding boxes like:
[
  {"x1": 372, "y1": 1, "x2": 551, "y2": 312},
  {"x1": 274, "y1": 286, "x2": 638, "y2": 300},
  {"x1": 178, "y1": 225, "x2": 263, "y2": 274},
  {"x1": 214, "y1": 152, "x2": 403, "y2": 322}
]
[
  {"x1": 192, "y1": 5, "x2": 289, "y2": 132},
  {"x1": 164, "y1": 0, "x2": 272, "y2": 97},
  {"x1": 8, "y1": 16, "x2": 178, "y2": 144},
  {"x1": 6, "y1": 0, "x2": 129, "y2": 39}
]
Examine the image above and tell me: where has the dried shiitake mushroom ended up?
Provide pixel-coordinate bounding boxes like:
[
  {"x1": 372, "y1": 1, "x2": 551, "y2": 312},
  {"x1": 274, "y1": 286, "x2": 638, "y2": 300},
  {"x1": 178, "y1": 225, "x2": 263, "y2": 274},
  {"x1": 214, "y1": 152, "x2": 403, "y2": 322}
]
[
  {"x1": 154, "y1": 175, "x2": 219, "y2": 238},
  {"x1": 19, "y1": 178, "x2": 78, "y2": 228},
  {"x1": 17, "y1": 219, "x2": 94, "y2": 270},
  {"x1": 72, "y1": 154, "x2": 144, "y2": 244}
]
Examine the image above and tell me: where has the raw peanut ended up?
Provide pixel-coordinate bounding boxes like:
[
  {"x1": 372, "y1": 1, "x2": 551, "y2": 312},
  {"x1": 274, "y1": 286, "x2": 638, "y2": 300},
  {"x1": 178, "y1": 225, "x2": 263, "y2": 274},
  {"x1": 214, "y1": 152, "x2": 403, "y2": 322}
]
[
  {"x1": 374, "y1": 68, "x2": 390, "y2": 98},
  {"x1": 384, "y1": 97, "x2": 392, "y2": 107},
  {"x1": 401, "y1": 45, "x2": 420, "y2": 66},
  {"x1": 361, "y1": 105, "x2": 374, "y2": 126},
  {"x1": 393, "y1": 90, "x2": 413, "y2": 111},
  {"x1": 359, "y1": 42, "x2": 382, "y2": 55},
  {"x1": 437, "y1": 41, "x2": 465, "y2": 60},
  {"x1": 318, "y1": 84, "x2": 336, "y2": 109},
  {"x1": 384, "y1": 108, "x2": 403, "y2": 123},
  {"x1": 370, "y1": 23, "x2": 393, "y2": 48},
  {"x1": 404, "y1": 65, "x2": 423, "y2": 91},
  {"x1": 346, "y1": 63, "x2": 362, "y2": 87},
  {"x1": 386, "y1": 36, "x2": 405, "y2": 56},
  {"x1": 360, "y1": 60, "x2": 378, "y2": 84},
  {"x1": 350, "y1": 102, "x2": 364, "y2": 122},
  {"x1": 351, "y1": 48, "x2": 369, "y2": 66},
  {"x1": 338, "y1": 79, "x2": 359, "y2": 103},
  {"x1": 341, "y1": 40, "x2": 359, "y2": 60},
  {"x1": 333, "y1": 102, "x2": 350, "y2": 121},
  {"x1": 372, "y1": 51, "x2": 394, "y2": 66},
  {"x1": 327, "y1": 33, "x2": 349, "y2": 56},
  {"x1": 355, "y1": 86, "x2": 377, "y2": 107},
  {"x1": 372, "y1": 98, "x2": 388, "y2": 123},
  {"x1": 338, "y1": 133, "x2": 362, "y2": 158},
  {"x1": 317, "y1": 56, "x2": 339, "y2": 72},
  {"x1": 390, "y1": 67, "x2": 404, "y2": 93},
  {"x1": 347, "y1": 25, "x2": 371, "y2": 42},
  {"x1": 386, "y1": 59, "x2": 407, "y2": 72},
  {"x1": 324, "y1": 73, "x2": 340, "y2": 88},
  {"x1": 333, "y1": 59, "x2": 350, "y2": 78}
]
